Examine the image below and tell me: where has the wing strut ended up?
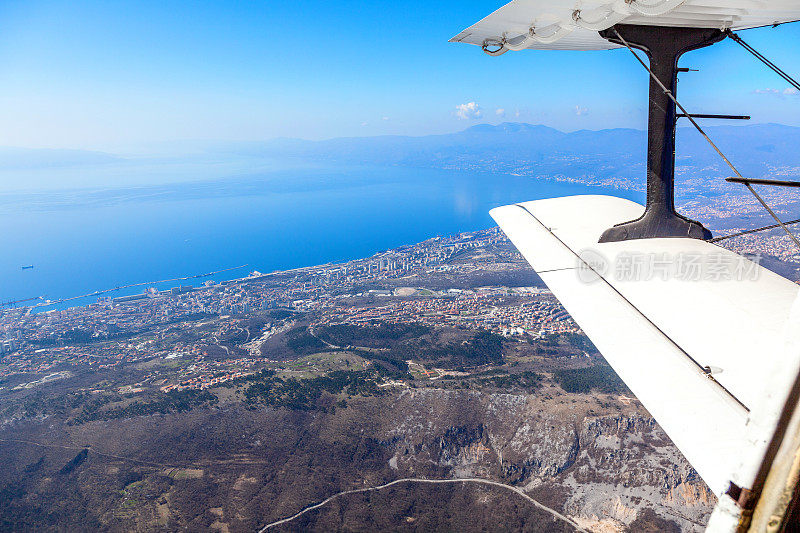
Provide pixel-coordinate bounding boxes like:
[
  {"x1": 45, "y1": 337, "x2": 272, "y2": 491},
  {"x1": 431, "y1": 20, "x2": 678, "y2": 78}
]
[
  {"x1": 596, "y1": 24, "x2": 724, "y2": 243},
  {"x1": 602, "y1": 25, "x2": 800, "y2": 253}
]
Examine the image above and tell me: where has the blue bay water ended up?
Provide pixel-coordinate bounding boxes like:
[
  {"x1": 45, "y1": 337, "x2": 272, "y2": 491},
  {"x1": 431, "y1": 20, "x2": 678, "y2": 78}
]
[{"x1": 0, "y1": 165, "x2": 642, "y2": 308}]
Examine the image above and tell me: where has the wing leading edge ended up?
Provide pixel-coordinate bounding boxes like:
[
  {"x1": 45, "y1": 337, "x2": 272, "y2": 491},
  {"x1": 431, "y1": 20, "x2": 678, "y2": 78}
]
[{"x1": 490, "y1": 195, "x2": 800, "y2": 509}]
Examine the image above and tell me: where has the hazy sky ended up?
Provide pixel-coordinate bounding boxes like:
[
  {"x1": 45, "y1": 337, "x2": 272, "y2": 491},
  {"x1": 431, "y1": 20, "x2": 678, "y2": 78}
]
[{"x1": 0, "y1": 0, "x2": 799, "y2": 149}]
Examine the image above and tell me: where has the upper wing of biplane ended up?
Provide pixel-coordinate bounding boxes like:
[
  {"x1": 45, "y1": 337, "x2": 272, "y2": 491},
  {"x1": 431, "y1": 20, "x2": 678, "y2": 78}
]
[
  {"x1": 491, "y1": 196, "x2": 800, "y2": 530},
  {"x1": 451, "y1": 0, "x2": 800, "y2": 52}
]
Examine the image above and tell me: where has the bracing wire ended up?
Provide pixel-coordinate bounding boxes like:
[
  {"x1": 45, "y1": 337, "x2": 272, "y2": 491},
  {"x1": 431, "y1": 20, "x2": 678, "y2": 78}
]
[
  {"x1": 612, "y1": 27, "x2": 800, "y2": 251},
  {"x1": 742, "y1": 182, "x2": 800, "y2": 250},
  {"x1": 710, "y1": 218, "x2": 800, "y2": 243},
  {"x1": 726, "y1": 30, "x2": 800, "y2": 93}
]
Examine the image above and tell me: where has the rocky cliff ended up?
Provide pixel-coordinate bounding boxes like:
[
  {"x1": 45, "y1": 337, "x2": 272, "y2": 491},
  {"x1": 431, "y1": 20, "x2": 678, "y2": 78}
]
[{"x1": 381, "y1": 387, "x2": 714, "y2": 532}]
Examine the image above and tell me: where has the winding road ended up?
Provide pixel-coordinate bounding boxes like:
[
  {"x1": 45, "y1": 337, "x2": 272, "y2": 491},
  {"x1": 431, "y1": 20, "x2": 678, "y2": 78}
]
[{"x1": 257, "y1": 477, "x2": 588, "y2": 532}]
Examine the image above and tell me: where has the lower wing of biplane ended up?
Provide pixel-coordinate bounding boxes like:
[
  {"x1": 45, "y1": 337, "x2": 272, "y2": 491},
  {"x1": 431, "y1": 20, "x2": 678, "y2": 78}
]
[{"x1": 491, "y1": 195, "x2": 800, "y2": 530}]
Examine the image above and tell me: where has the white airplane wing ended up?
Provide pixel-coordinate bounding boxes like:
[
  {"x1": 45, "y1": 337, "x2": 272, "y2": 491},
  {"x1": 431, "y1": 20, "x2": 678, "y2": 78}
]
[
  {"x1": 491, "y1": 195, "x2": 800, "y2": 527},
  {"x1": 451, "y1": 0, "x2": 800, "y2": 51}
]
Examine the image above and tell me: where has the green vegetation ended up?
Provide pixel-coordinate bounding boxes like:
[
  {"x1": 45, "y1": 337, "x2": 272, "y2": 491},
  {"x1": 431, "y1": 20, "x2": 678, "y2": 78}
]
[
  {"x1": 29, "y1": 327, "x2": 94, "y2": 346},
  {"x1": 553, "y1": 364, "x2": 627, "y2": 394},
  {"x1": 397, "y1": 330, "x2": 505, "y2": 370},
  {"x1": 355, "y1": 349, "x2": 408, "y2": 376},
  {"x1": 527, "y1": 332, "x2": 598, "y2": 358},
  {"x1": 74, "y1": 389, "x2": 218, "y2": 423},
  {"x1": 557, "y1": 332, "x2": 598, "y2": 354},
  {"x1": 266, "y1": 308, "x2": 296, "y2": 320},
  {"x1": 243, "y1": 369, "x2": 382, "y2": 411},
  {"x1": 315, "y1": 324, "x2": 435, "y2": 375},
  {"x1": 285, "y1": 326, "x2": 328, "y2": 355},
  {"x1": 31, "y1": 313, "x2": 218, "y2": 347},
  {"x1": 460, "y1": 330, "x2": 504, "y2": 366},
  {"x1": 17, "y1": 390, "x2": 123, "y2": 420},
  {"x1": 318, "y1": 323, "x2": 430, "y2": 347}
]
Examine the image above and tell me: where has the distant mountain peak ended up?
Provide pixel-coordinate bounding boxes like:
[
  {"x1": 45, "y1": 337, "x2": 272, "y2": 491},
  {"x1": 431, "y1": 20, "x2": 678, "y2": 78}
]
[{"x1": 463, "y1": 122, "x2": 563, "y2": 135}]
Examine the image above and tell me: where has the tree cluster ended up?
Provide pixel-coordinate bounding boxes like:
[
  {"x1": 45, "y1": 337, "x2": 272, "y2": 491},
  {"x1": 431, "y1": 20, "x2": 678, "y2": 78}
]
[
  {"x1": 243, "y1": 370, "x2": 382, "y2": 411},
  {"x1": 553, "y1": 365, "x2": 627, "y2": 394}
]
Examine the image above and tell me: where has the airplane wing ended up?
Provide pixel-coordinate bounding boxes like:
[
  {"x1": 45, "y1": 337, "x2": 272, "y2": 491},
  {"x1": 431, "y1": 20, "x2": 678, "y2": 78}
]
[
  {"x1": 451, "y1": 0, "x2": 800, "y2": 51},
  {"x1": 491, "y1": 195, "x2": 800, "y2": 528}
]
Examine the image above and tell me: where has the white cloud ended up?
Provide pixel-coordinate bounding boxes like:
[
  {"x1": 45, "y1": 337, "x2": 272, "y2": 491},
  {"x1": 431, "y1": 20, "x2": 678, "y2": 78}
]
[
  {"x1": 455, "y1": 102, "x2": 482, "y2": 120},
  {"x1": 495, "y1": 108, "x2": 505, "y2": 117},
  {"x1": 514, "y1": 109, "x2": 521, "y2": 118},
  {"x1": 753, "y1": 87, "x2": 799, "y2": 98},
  {"x1": 574, "y1": 105, "x2": 589, "y2": 116}
]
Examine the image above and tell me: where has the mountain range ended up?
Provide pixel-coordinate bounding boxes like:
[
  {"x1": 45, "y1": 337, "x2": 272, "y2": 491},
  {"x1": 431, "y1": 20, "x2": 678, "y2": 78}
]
[
  {"x1": 251, "y1": 122, "x2": 800, "y2": 187},
  {"x1": 2, "y1": 122, "x2": 800, "y2": 191}
]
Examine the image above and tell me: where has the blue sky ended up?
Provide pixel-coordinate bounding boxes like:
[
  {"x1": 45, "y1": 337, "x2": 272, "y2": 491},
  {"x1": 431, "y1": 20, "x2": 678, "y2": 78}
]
[{"x1": 0, "y1": 0, "x2": 798, "y2": 149}]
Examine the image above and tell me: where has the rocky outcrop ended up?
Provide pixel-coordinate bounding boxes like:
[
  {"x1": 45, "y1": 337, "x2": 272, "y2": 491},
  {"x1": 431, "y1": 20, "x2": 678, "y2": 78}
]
[{"x1": 381, "y1": 388, "x2": 714, "y2": 531}]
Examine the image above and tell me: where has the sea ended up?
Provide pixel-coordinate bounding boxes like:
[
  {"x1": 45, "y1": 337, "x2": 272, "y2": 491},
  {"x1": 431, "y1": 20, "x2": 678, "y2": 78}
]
[{"x1": 0, "y1": 163, "x2": 642, "y2": 310}]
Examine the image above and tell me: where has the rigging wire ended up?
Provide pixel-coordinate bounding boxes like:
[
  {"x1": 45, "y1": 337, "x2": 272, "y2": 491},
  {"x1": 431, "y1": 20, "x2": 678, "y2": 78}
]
[
  {"x1": 611, "y1": 27, "x2": 800, "y2": 252},
  {"x1": 741, "y1": 182, "x2": 800, "y2": 250},
  {"x1": 709, "y1": 218, "x2": 800, "y2": 243},
  {"x1": 725, "y1": 30, "x2": 800, "y2": 93}
]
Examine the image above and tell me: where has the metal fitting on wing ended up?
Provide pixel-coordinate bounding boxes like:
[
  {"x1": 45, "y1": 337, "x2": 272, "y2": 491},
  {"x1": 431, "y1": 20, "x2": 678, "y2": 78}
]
[
  {"x1": 481, "y1": 38, "x2": 507, "y2": 56},
  {"x1": 572, "y1": 7, "x2": 628, "y2": 31}
]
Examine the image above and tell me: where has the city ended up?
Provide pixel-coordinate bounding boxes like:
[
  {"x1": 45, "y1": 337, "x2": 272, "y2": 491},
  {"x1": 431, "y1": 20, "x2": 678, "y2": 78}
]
[
  {"x1": 0, "y1": 228, "x2": 581, "y2": 391},
  {"x1": 2, "y1": 214, "x2": 797, "y2": 396}
]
